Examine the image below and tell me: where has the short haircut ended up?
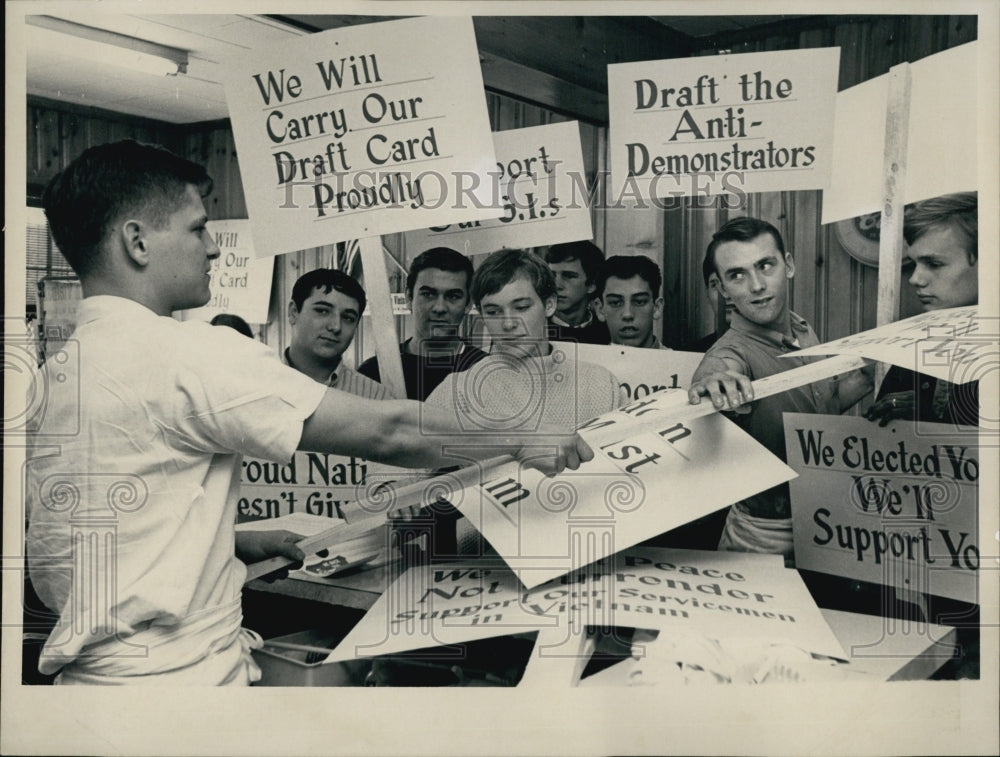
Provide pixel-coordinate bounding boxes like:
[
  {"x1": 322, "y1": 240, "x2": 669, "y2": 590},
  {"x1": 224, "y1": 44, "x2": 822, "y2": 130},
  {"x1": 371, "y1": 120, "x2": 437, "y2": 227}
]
[
  {"x1": 210, "y1": 313, "x2": 254, "y2": 338},
  {"x1": 43, "y1": 140, "x2": 213, "y2": 278},
  {"x1": 291, "y1": 268, "x2": 367, "y2": 313},
  {"x1": 599, "y1": 255, "x2": 662, "y2": 299},
  {"x1": 704, "y1": 217, "x2": 787, "y2": 278},
  {"x1": 406, "y1": 247, "x2": 474, "y2": 297},
  {"x1": 546, "y1": 240, "x2": 606, "y2": 285},
  {"x1": 471, "y1": 249, "x2": 557, "y2": 307},
  {"x1": 904, "y1": 192, "x2": 978, "y2": 263}
]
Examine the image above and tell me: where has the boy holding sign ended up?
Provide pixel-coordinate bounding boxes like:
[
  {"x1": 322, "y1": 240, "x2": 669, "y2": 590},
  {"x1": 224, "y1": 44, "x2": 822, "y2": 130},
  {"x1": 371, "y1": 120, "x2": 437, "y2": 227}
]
[
  {"x1": 688, "y1": 217, "x2": 873, "y2": 565},
  {"x1": 26, "y1": 141, "x2": 592, "y2": 685}
]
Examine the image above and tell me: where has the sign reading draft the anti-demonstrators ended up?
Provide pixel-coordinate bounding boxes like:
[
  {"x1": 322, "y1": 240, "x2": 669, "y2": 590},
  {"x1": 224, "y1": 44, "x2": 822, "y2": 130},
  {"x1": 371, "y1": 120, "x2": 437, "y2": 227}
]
[
  {"x1": 554, "y1": 341, "x2": 704, "y2": 400},
  {"x1": 793, "y1": 305, "x2": 994, "y2": 386},
  {"x1": 221, "y1": 17, "x2": 497, "y2": 256},
  {"x1": 325, "y1": 547, "x2": 844, "y2": 663},
  {"x1": 179, "y1": 220, "x2": 273, "y2": 323},
  {"x1": 785, "y1": 413, "x2": 979, "y2": 604},
  {"x1": 607, "y1": 47, "x2": 840, "y2": 200},
  {"x1": 437, "y1": 391, "x2": 795, "y2": 590},
  {"x1": 403, "y1": 122, "x2": 593, "y2": 255}
]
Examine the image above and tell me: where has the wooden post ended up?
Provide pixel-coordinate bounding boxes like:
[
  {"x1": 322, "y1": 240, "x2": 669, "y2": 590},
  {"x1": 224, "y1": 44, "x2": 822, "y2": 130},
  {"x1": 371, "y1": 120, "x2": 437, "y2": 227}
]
[
  {"x1": 875, "y1": 63, "x2": 913, "y2": 390},
  {"x1": 358, "y1": 235, "x2": 407, "y2": 399}
]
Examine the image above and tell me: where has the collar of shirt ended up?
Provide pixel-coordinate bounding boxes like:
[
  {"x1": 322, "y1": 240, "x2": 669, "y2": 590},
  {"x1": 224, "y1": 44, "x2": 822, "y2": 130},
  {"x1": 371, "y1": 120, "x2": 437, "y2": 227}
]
[
  {"x1": 550, "y1": 311, "x2": 594, "y2": 329},
  {"x1": 402, "y1": 337, "x2": 467, "y2": 356},
  {"x1": 726, "y1": 310, "x2": 811, "y2": 351},
  {"x1": 283, "y1": 347, "x2": 340, "y2": 387},
  {"x1": 75, "y1": 295, "x2": 162, "y2": 326}
]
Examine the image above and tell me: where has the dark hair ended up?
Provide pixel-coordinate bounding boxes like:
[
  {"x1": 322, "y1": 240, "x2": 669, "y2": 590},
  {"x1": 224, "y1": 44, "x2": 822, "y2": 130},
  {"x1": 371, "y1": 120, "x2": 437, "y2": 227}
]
[
  {"x1": 471, "y1": 249, "x2": 556, "y2": 307},
  {"x1": 210, "y1": 313, "x2": 254, "y2": 338},
  {"x1": 42, "y1": 140, "x2": 213, "y2": 278},
  {"x1": 904, "y1": 192, "x2": 978, "y2": 263},
  {"x1": 704, "y1": 217, "x2": 787, "y2": 278},
  {"x1": 599, "y1": 255, "x2": 662, "y2": 299},
  {"x1": 406, "y1": 247, "x2": 474, "y2": 297},
  {"x1": 545, "y1": 240, "x2": 606, "y2": 285},
  {"x1": 291, "y1": 268, "x2": 367, "y2": 313}
]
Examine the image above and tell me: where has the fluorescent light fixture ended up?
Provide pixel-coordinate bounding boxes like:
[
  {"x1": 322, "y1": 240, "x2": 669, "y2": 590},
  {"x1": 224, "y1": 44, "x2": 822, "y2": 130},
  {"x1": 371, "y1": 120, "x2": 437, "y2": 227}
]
[{"x1": 26, "y1": 16, "x2": 188, "y2": 76}]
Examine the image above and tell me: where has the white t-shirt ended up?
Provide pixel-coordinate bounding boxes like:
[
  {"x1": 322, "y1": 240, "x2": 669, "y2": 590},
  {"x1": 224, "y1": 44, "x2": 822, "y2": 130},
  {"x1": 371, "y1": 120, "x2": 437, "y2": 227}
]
[{"x1": 26, "y1": 296, "x2": 327, "y2": 680}]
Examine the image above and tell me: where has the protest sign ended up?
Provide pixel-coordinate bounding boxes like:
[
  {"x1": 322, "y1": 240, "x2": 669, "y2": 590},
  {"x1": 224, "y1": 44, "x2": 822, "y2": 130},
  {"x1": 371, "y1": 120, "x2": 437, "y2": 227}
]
[
  {"x1": 785, "y1": 413, "x2": 979, "y2": 604},
  {"x1": 237, "y1": 451, "x2": 409, "y2": 522},
  {"x1": 325, "y1": 546, "x2": 844, "y2": 663},
  {"x1": 792, "y1": 305, "x2": 994, "y2": 385},
  {"x1": 178, "y1": 220, "x2": 273, "y2": 323},
  {"x1": 607, "y1": 47, "x2": 840, "y2": 200},
  {"x1": 437, "y1": 390, "x2": 794, "y2": 590},
  {"x1": 221, "y1": 16, "x2": 497, "y2": 256},
  {"x1": 403, "y1": 121, "x2": 593, "y2": 255},
  {"x1": 557, "y1": 341, "x2": 704, "y2": 398},
  {"x1": 822, "y1": 42, "x2": 977, "y2": 225}
]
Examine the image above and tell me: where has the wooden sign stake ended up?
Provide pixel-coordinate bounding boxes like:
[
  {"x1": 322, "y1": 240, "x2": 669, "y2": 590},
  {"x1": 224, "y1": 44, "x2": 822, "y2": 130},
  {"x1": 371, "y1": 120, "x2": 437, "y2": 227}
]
[
  {"x1": 874, "y1": 63, "x2": 913, "y2": 390},
  {"x1": 358, "y1": 235, "x2": 407, "y2": 400}
]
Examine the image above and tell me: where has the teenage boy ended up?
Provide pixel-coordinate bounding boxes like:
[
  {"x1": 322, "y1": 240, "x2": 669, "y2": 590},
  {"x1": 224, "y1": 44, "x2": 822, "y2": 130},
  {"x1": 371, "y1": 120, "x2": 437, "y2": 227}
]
[
  {"x1": 687, "y1": 217, "x2": 872, "y2": 565},
  {"x1": 545, "y1": 240, "x2": 611, "y2": 345},
  {"x1": 358, "y1": 247, "x2": 487, "y2": 400},
  {"x1": 26, "y1": 141, "x2": 591, "y2": 685},
  {"x1": 599, "y1": 255, "x2": 667, "y2": 349},
  {"x1": 285, "y1": 268, "x2": 390, "y2": 399}
]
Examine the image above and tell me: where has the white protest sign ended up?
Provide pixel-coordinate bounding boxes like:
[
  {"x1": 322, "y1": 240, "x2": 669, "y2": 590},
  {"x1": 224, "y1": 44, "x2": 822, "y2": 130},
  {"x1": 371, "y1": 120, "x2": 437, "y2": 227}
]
[
  {"x1": 607, "y1": 47, "x2": 840, "y2": 200},
  {"x1": 822, "y1": 42, "x2": 977, "y2": 225},
  {"x1": 556, "y1": 341, "x2": 704, "y2": 400},
  {"x1": 325, "y1": 546, "x2": 844, "y2": 663},
  {"x1": 237, "y1": 452, "x2": 406, "y2": 522},
  {"x1": 403, "y1": 122, "x2": 593, "y2": 255},
  {"x1": 785, "y1": 413, "x2": 979, "y2": 604},
  {"x1": 792, "y1": 305, "x2": 994, "y2": 384},
  {"x1": 179, "y1": 220, "x2": 273, "y2": 323},
  {"x1": 221, "y1": 16, "x2": 497, "y2": 256},
  {"x1": 442, "y1": 390, "x2": 795, "y2": 590}
]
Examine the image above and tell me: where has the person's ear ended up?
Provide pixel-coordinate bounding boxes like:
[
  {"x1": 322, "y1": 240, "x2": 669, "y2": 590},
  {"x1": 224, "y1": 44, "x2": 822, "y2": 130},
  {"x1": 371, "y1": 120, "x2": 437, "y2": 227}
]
[
  {"x1": 288, "y1": 301, "x2": 299, "y2": 326},
  {"x1": 586, "y1": 280, "x2": 597, "y2": 296},
  {"x1": 784, "y1": 252, "x2": 795, "y2": 280},
  {"x1": 595, "y1": 298, "x2": 606, "y2": 319},
  {"x1": 653, "y1": 297, "x2": 664, "y2": 320},
  {"x1": 544, "y1": 296, "x2": 557, "y2": 318},
  {"x1": 121, "y1": 219, "x2": 149, "y2": 266}
]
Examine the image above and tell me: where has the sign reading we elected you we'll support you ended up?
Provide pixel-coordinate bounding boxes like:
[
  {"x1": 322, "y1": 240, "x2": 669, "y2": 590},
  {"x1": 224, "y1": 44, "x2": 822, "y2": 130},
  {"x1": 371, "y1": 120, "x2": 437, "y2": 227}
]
[
  {"x1": 404, "y1": 121, "x2": 593, "y2": 255},
  {"x1": 785, "y1": 413, "x2": 979, "y2": 604},
  {"x1": 221, "y1": 16, "x2": 497, "y2": 257},
  {"x1": 607, "y1": 47, "x2": 840, "y2": 200}
]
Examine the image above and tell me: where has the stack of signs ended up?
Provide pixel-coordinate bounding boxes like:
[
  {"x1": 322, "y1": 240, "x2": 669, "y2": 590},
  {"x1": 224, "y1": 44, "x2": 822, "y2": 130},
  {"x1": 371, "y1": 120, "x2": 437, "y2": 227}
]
[
  {"x1": 607, "y1": 47, "x2": 840, "y2": 202},
  {"x1": 404, "y1": 121, "x2": 594, "y2": 255},
  {"x1": 421, "y1": 389, "x2": 796, "y2": 590},
  {"x1": 323, "y1": 546, "x2": 845, "y2": 664},
  {"x1": 220, "y1": 16, "x2": 500, "y2": 256},
  {"x1": 785, "y1": 413, "x2": 979, "y2": 604}
]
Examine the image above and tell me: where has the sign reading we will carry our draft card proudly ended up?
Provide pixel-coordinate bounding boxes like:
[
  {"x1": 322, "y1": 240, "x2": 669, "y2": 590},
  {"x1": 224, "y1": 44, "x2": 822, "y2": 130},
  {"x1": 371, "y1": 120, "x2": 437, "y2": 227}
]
[
  {"x1": 221, "y1": 17, "x2": 497, "y2": 256},
  {"x1": 404, "y1": 121, "x2": 594, "y2": 255},
  {"x1": 607, "y1": 47, "x2": 840, "y2": 199},
  {"x1": 785, "y1": 413, "x2": 979, "y2": 604}
]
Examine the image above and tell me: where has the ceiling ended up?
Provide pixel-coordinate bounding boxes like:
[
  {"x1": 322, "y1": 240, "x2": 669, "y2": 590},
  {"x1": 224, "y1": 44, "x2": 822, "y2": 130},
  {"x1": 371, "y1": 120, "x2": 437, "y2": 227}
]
[{"x1": 21, "y1": 12, "x2": 812, "y2": 125}]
